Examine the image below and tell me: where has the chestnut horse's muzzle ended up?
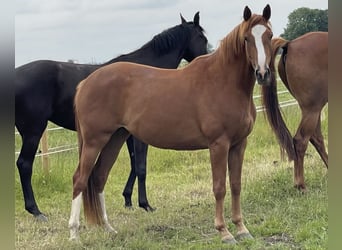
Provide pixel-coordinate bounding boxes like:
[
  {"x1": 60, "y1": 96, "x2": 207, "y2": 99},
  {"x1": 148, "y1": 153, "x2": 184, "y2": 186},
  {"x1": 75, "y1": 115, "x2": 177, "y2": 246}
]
[{"x1": 255, "y1": 66, "x2": 271, "y2": 85}]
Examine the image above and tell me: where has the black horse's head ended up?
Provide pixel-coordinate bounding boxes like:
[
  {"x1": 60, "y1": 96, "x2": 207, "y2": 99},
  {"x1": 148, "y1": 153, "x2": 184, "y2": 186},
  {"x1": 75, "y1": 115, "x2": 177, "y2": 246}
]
[{"x1": 180, "y1": 12, "x2": 208, "y2": 62}]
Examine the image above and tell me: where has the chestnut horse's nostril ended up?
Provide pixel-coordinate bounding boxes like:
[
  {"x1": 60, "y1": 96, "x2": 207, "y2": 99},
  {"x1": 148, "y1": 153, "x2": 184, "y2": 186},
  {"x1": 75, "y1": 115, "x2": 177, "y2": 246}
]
[
  {"x1": 256, "y1": 66, "x2": 270, "y2": 80},
  {"x1": 265, "y1": 67, "x2": 270, "y2": 77},
  {"x1": 255, "y1": 68, "x2": 262, "y2": 80}
]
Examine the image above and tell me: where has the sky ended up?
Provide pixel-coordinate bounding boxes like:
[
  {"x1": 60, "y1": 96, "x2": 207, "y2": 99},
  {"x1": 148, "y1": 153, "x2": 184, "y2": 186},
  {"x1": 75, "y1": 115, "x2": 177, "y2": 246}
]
[{"x1": 15, "y1": 0, "x2": 328, "y2": 67}]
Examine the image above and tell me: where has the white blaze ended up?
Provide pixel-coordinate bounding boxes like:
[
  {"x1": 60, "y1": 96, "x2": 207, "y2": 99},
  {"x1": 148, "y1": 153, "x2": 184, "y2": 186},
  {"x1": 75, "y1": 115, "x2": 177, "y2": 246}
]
[{"x1": 251, "y1": 25, "x2": 267, "y2": 74}]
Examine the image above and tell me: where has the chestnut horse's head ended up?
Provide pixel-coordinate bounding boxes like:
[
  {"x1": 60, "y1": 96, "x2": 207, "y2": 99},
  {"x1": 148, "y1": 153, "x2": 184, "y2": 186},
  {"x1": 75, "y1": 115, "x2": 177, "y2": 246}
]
[{"x1": 242, "y1": 5, "x2": 273, "y2": 85}]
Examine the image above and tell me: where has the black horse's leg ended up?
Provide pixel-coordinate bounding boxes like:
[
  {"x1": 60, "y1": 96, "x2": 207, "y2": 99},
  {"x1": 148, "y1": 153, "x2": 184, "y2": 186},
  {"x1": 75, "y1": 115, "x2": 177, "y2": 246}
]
[
  {"x1": 122, "y1": 135, "x2": 136, "y2": 208},
  {"x1": 16, "y1": 130, "x2": 48, "y2": 221},
  {"x1": 133, "y1": 138, "x2": 155, "y2": 212}
]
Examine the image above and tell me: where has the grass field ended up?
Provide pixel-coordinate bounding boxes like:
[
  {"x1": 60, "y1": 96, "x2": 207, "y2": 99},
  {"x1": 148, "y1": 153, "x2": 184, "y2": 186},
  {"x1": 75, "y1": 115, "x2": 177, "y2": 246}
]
[{"x1": 15, "y1": 84, "x2": 328, "y2": 249}]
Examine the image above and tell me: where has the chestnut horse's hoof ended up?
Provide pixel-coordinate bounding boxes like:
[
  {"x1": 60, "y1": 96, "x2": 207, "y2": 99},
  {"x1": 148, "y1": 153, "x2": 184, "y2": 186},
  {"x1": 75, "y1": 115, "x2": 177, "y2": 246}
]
[
  {"x1": 69, "y1": 236, "x2": 81, "y2": 243},
  {"x1": 236, "y1": 232, "x2": 253, "y2": 241},
  {"x1": 294, "y1": 184, "x2": 307, "y2": 193},
  {"x1": 222, "y1": 236, "x2": 238, "y2": 244}
]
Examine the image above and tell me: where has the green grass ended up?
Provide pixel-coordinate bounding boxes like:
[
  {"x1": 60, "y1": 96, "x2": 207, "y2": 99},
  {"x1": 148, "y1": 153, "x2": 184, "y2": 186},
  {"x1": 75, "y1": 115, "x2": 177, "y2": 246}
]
[{"x1": 15, "y1": 92, "x2": 328, "y2": 249}]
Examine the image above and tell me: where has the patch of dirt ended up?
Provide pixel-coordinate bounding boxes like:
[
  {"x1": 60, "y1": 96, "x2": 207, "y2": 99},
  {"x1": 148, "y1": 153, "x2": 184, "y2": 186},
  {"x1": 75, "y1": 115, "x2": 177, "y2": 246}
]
[
  {"x1": 263, "y1": 233, "x2": 300, "y2": 249},
  {"x1": 146, "y1": 224, "x2": 172, "y2": 233}
]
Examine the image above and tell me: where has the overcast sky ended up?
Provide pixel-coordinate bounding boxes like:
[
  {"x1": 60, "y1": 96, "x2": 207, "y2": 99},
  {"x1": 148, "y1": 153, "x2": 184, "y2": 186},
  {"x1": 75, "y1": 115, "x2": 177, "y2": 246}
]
[{"x1": 15, "y1": 0, "x2": 328, "y2": 67}]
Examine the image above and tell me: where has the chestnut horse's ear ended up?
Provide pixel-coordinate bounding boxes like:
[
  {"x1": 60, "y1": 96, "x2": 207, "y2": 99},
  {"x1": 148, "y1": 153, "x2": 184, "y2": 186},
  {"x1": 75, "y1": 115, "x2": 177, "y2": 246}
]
[
  {"x1": 243, "y1": 6, "x2": 252, "y2": 21},
  {"x1": 262, "y1": 4, "x2": 271, "y2": 21},
  {"x1": 180, "y1": 13, "x2": 187, "y2": 24},
  {"x1": 193, "y1": 11, "x2": 200, "y2": 26}
]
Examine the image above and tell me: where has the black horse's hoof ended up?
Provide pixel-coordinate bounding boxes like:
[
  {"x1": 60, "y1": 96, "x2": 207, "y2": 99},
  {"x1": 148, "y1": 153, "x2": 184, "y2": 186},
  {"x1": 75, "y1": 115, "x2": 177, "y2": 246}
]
[
  {"x1": 34, "y1": 213, "x2": 48, "y2": 222},
  {"x1": 145, "y1": 206, "x2": 156, "y2": 212},
  {"x1": 140, "y1": 204, "x2": 156, "y2": 212},
  {"x1": 124, "y1": 205, "x2": 134, "y2": 210}
]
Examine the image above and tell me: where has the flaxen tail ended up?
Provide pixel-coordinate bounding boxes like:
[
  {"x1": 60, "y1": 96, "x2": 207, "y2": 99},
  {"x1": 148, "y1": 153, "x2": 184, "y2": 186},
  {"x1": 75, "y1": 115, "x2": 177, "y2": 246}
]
[
  {"x1": 261, "y1": 37, "x2": 296, "y2": 161},
  {"x1": 74, "y1": 80, "x2": 105, "y2": 226}
]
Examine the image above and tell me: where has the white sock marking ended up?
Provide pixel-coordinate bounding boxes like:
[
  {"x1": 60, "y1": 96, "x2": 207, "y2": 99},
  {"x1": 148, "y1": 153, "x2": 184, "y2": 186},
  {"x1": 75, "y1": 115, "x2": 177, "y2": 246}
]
[
  {"x1": 99, "y1": 192, "x2": 117, "y2": 233},
  {"x1": 69, "y1": 192, "x2": 82, "y2": 240}
]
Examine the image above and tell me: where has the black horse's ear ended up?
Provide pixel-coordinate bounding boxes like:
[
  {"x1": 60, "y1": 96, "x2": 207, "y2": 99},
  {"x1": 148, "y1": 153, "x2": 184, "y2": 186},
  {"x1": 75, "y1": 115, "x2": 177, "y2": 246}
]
[
  {"x1": 180, "y1": 13, "x2": 187, "y2": 24},
  {"x1": 262, "y1": 4, "x2": 271, "y2": 21},
  {"x1": 243, "y1": 6, "x2": 252, "y2": 21},
  {"x1": 194, "y1": 11, "x2": 200, "y2": 26}
]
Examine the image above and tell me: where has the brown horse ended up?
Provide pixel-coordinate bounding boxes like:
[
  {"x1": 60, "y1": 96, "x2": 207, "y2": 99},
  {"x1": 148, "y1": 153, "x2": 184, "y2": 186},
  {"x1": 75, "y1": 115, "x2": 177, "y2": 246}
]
[
  {"x1": 69, "y1": 5, "x2": 275, "y2": 243},
  {"x1": 262, "y1": 32, "x2": 328, "y2": 191}
]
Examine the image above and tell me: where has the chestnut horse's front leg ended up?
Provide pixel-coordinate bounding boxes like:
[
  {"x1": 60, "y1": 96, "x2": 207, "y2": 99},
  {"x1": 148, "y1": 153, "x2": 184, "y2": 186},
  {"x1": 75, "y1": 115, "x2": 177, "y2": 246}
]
[
  {"x1": 228, "y1": 138, "x2": 252, "y2": 240},
  {"x1": 209, "y1": 139, "x2": 237, "y2": 244}
]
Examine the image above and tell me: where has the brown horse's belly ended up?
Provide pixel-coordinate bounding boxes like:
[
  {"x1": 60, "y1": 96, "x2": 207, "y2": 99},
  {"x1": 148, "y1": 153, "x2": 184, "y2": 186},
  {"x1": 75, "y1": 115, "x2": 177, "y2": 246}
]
[
  {"x1": 125, "y1": 121, "x2": 208, "y2": 151},
  {"x1": 145, "y1": 137, "x2": 208, "y2": 151}
]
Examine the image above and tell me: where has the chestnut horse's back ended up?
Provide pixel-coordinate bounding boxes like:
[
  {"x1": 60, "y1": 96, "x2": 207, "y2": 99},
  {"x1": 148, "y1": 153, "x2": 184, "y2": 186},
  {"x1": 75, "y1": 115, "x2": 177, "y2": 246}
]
[{"x1": 280, "y1": 32, "x2": 328, "y2": 106}]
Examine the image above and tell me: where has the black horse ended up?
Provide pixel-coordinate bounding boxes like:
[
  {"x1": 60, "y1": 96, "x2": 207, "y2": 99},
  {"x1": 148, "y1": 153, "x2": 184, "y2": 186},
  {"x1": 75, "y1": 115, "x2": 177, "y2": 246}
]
[{"x1": 15, "y1": 12, "x2": 208, "y2": 221}]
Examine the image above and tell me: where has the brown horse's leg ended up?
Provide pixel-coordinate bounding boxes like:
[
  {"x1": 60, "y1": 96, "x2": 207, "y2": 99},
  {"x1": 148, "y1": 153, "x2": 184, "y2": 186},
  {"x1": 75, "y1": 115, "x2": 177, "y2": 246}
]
[
  {"x1": 93, "y1": 129, "x2": 131, "y2": 192},
  {"x1": 91, "y1": 128, "x2": 130, "y2": 232},
  {"x1": 309, "y1": 114, "x2": 328, "y2": 168},
  {"x1": 69, "y1": 142, "x2": 104, "y2": 240},
  {"x1": 227, "y1": 138, "x2": 251, "y2": 240},
  {"x1": 293, "y1": 111, "x2": 320, "y2": 191},
  {"x1": 73, "y1": 144, "x2": 104, "y2": 199},
  {"x1": 209, "y1": 139, "x2": 236, "y2": 244}
]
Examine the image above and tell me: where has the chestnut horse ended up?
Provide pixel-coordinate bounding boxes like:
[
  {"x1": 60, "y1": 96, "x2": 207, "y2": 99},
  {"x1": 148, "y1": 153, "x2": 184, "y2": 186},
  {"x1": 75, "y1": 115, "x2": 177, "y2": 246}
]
[
  {"x1": 69, "y1": 5, "x2": 274, "y2": 243},
  {"x1": 262, "y1": 32, "x2": 328, "y2": 191}
]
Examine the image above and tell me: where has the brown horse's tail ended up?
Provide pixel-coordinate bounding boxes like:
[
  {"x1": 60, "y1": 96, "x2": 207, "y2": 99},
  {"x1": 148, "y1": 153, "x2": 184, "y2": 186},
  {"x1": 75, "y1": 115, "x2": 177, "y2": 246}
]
[
  {"x1": 74, "y1": 81, "x2": 105, "y2": 226},
  {"x1": 261, "y1": 37, "x2": 296, "y2": 161},
  {"x1": 82, "y1": 173, "x2": 104, "y2": 226}
]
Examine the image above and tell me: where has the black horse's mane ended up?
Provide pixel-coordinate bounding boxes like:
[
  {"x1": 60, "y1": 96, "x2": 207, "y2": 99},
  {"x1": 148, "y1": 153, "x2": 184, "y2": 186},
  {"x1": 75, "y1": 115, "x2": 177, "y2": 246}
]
[
  {"x1": 104, "y1": 22, "x2": 204, "y2": 64},
  {"x1": 143, "y1": 22, "x2": 204, "y2": 55},
  {"x1": 145, "y1": 25, "x2": 190, "y2": 55}
]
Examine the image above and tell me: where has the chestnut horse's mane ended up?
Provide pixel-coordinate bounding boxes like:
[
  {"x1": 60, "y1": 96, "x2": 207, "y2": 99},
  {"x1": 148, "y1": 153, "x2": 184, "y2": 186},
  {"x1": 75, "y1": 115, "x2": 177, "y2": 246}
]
[{"x1": 217, "y1": 14, "x2": 272, "y2": 62}]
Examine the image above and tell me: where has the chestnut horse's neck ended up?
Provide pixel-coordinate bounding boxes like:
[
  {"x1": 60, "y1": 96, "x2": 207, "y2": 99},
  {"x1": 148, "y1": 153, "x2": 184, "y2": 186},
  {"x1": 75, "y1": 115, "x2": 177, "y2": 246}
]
[{"x1": 200, "y1": 28, "x2": 256, "y2": 99}]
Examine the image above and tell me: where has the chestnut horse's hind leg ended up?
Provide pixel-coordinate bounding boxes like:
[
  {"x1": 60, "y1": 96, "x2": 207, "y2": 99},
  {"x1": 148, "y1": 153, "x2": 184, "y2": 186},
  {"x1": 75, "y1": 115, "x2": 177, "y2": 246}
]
[
  {"x1": 209, "y1": 139, "x2": 237, "y2": 244},
  {"x1": 69, "y1": 143, "x2": 104, "y2": 241},
  {"x1": 69, "y1": 186, "x2": 82, "y2": 241},
  {"x1": 69, "y1": 128, "x2": 130, "y2": 241},
  {"x1": 90, "y1": 128, "x2": 130, "y2": 231},
  {"x1": 309, "y1": 113, "x2": 328, "y2": 168},
  {"x1": 98, "y1": 192, "x2": 117, "y2": 233},
  {"x1": 293, "y1": 110, "x2": 320, "y2": 191}
]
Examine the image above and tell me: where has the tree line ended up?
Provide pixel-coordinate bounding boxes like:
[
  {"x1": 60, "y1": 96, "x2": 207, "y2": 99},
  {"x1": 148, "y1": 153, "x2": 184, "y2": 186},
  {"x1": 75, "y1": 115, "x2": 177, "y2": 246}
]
[{"x1": 281, "y1": 7, "x2": 328, "y2": 40}]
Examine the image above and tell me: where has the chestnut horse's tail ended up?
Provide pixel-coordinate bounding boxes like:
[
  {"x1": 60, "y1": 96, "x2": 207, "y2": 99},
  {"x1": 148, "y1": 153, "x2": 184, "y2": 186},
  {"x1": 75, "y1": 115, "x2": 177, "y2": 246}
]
[
  {"x1": 74, "y1": 82, "x2": 104, "y2": 226},
  {"x1": 82, "y1": 173, "x2": 104, "y2": 226},
  {"x1": 261, "y1": 37, "x2": 296, "y2": 161}
]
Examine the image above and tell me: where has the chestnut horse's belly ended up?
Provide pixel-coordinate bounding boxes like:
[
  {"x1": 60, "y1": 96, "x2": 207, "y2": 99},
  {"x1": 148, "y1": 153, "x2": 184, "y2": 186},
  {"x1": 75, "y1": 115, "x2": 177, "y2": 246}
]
[{"x1": 124, "y1": 113, "x2": 209, "y2": 150}]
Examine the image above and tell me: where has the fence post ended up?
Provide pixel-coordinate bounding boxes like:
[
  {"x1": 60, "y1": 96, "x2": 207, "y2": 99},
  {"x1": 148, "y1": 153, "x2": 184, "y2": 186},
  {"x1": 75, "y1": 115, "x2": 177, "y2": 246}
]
[{"x1": 41, "y1": 129, "x2": 49, "y2": 175}]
